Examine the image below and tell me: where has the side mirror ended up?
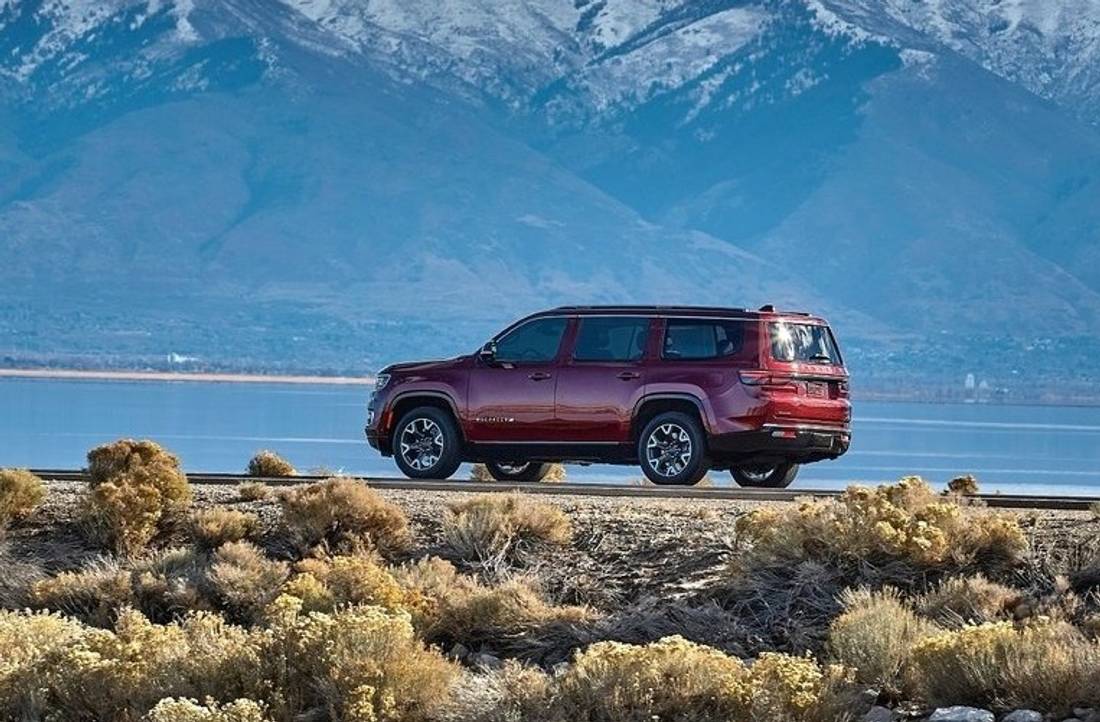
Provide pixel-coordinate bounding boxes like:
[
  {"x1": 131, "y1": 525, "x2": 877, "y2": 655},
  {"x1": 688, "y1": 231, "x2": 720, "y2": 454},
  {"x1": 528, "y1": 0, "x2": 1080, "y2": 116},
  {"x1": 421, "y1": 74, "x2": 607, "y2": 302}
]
[{"x1": 479, "y1": 341, "x2": 497, "y2": 363}]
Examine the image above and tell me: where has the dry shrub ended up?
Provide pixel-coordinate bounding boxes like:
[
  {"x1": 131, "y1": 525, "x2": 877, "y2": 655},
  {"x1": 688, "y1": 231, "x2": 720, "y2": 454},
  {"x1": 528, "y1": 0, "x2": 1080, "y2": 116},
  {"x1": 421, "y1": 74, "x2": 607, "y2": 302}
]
[
  {"x1": 280, "y1": 554, "x2": 408, "y2": 615},
  {"x1": 1090, "y1": 501, "x2": 1100, "y2": 521},
  {"x1": 144, "y1": 698, "x2": 271, "y2": 722},
  {"x1": 909, "y1": 620, "x2": 1100, "y2": 711},
  {"x1": 0, "y1": 468, "x2": 46, "y2": 526},
  {"x1": 32, "y1": 559, "x2": 136, "y2": 626},
  {"x1": 247, "y1": 451, "x2": 296, "y2": 478},
  {"x1": 0, "y1": 541, "x2": 44, "y2": 609},
  {"x1": 735, "y1": 477, "x2": 1026, "y2": 571},
  {"x1": 442, "y1": 494, "x2": 571, "y2": 562},
  {"x1": 469, "y1": 464, "x2": 494, "y2": 482},
  {"x1": 189, "y1": 508, "x2": 259, "y2": 549},
  {"x1": 238, "y1": 482, "x2": 273, "y2": 502},
  {"x1": 207, "y1": 542, "x2": 289, "y2": 623},
  {"x1": 828, "y1": 588, "x2": 937, "y2": 697},
  {"x1": 469, "y1": 464, "x2": 567, "y2": 483},
  {"x1": 279, "y1": 478, "x2": 410, "y2": 557},
  {"x1": 441, "y1": 661, "x2": 552, "y2": 722},
  {"x1": 271, "y1": 599, "x2": 459, "y2": 722},
  {"x1": 946, "y1": 474, "x2": 980, "y2": 496},
  {"x1": 82, "y1": 439, "x2": 192, "y2": 556},
  {"x1": 395, "y1": 556, "x2": 592, "y2": 659},
  {"x1": 918, "y1": 574, "x2": 1023, "y2": 627}
]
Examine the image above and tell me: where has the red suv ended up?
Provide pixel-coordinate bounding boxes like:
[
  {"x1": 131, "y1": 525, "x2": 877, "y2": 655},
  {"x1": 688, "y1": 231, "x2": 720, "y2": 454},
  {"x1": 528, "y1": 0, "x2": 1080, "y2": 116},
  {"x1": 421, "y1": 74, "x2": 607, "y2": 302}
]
[{"x1": 365, "y1": 306, "x2": 850, "y2": 487}]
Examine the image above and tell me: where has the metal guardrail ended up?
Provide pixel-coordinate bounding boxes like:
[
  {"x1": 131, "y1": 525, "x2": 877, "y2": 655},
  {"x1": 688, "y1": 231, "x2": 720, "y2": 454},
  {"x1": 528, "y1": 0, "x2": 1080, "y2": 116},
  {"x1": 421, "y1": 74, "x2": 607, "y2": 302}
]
[{"x1": 30, "y1": 469, "x2": 1100, "y2": 511}]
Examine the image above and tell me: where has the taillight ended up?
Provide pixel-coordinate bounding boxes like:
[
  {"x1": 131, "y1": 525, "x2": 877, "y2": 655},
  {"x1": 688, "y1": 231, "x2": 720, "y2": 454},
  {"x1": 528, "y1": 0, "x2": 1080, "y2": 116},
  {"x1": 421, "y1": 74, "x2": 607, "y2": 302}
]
[
  {"x1": 738, "y1": 371, "x2": 797, "y2": 393},
  {"x1": 837, "y1": 380, "x2": 850, "y2": 398},
  {"x1": 738, "y1": 370, "x2": 771, "y2": 385}
]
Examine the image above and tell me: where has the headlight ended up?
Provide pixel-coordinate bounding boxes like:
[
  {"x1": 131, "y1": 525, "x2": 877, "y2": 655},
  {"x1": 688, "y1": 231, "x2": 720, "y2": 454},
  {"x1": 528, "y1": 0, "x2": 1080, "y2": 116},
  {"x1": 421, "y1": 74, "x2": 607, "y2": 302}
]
[{"x1": 374, "y1": 373, "x2": 391, "y2": 391}]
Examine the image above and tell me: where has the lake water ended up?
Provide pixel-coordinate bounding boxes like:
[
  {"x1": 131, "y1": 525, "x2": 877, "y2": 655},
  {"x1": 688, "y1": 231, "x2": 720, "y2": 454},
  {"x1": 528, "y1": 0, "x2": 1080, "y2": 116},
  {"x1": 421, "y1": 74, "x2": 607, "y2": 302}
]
[{"x1": 2, "y1": 378, "x2": 1100, "y2": 495}]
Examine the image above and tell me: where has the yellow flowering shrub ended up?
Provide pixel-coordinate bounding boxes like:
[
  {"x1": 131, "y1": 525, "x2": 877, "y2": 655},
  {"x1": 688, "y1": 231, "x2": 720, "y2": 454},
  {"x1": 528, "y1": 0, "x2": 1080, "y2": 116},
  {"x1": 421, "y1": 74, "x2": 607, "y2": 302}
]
[
  {"x1": 279, "y1": 554, "x2": 409, "y2": 615},
  {"x1": 0, "y1": 468, "x2": 46, "y2": 526},
  {"x1": 274, "y1": 603, "x2": 459, "y2": 722},
  {"x1": 910, "y1": 620, "x2": 1100, "y2": 710},
  {"x1": 82, "y1": 439, "x2": 192, "y2": 556},
  {"x1": 0, "y1": 610, "x2": 85, "y2": 719},
  {"x1": 207, "y1": 542, "x2": 289, "y2": 622},
  {"x1": 735, "y1": 477, "x2": 1027, "y2": 569},
  {"x1": 144, "y1": 698, "x2": 271, "y2": 722},
  {"x1": 549, "y1": 636, "x2": 850, "y2": 722}
]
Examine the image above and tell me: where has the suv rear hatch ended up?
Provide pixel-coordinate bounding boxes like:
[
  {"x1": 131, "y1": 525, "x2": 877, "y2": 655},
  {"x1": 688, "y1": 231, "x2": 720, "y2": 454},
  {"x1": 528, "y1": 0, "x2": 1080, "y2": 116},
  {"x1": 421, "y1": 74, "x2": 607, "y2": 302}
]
[{"x1": 740, "y1": 319, "x2": 850, "y2": 427}]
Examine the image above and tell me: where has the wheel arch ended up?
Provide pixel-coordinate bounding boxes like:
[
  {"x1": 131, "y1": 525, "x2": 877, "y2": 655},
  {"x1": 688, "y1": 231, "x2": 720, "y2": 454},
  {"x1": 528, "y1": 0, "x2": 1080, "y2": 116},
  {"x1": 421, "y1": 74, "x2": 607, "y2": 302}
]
[
  {"x1": 389, "y1": 392, "x2": 464, "y2": 442},
  {"x1": 631, "y1": 394, "x2": 708, "y2": 443}
]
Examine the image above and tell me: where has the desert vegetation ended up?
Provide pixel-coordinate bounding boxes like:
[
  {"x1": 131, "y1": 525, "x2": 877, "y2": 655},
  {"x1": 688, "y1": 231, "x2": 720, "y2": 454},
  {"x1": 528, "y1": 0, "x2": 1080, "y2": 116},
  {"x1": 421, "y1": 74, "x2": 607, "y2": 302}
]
[
  {"x1": 247, "y1": 450, "x2": 296, "y2": 478},
  {"x1": 2, "y1": 444, "x2": 1100, "y2": 721}
]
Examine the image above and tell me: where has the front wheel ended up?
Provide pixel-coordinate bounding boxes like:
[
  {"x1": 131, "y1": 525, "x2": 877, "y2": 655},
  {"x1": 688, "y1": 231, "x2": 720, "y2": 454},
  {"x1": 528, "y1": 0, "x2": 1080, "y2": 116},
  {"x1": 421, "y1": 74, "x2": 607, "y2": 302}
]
[
  {"x1": 483, "y1": 462, "x2": 553, "y2": 483},
  {"x1": 731, "y1": 463, "x2": 799, "y2": 488},
  {"x1": 393, "y1": 406, "x2": 463, "y2": 480},
  {"x1": 638, "y1": 412, "x2": 710, "y2": 486}
]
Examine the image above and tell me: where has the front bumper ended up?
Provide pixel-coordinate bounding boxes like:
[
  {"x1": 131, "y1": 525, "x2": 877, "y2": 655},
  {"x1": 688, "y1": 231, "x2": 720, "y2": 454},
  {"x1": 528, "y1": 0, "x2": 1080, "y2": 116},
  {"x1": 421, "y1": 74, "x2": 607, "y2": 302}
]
[{"x1": 709, "y1": 423, "x2": 850, "y2": 463}]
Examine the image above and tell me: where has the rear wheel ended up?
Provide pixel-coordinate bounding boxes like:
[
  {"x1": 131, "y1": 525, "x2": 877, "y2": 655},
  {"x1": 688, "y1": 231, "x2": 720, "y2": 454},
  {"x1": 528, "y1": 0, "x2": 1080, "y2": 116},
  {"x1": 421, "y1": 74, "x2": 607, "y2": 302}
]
[
  {"x1": 638, "y1": 411, "x2": 710, "y2": 486},
  {"x1": 731, "y1": 463, "x2": 799, "y2": 488},
  {"x1": 393, "y1": 406, "x2": 462, "y2": 480},
  {"x1": 483, "y1": 461, "x2": 553, "y2": 483}
]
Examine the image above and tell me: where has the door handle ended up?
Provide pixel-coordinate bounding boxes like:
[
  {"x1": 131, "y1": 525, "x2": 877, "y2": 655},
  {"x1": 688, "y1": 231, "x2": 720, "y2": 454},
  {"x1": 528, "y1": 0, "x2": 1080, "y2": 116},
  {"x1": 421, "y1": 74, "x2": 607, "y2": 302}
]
[
  {"x1": 528, "y1": 371, "x2": 552, "y2": 381},
  {"x1": 617, "y1": 371, "x2": 641, "y2": 380}
]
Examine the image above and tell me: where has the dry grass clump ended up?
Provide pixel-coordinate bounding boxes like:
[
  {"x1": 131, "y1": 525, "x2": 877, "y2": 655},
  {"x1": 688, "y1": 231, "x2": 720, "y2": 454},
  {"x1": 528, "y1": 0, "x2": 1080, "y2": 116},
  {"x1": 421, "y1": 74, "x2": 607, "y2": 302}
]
[
  {"x1": 918, "y1": 574, "x2": 1023, "y2": 627},
  {"x1": 247, "y1": 451, "x2": 296, "y2": 478},
  {"x1": 735, "y1": 477, "x2": 1026, "y2": 570},
  {"x1": 446, "y1": 637, "x2": 854, "y2": 722},
  {"x1": 31, "y1": 560, "x2": 136, "y2": 626},
  {"x1": 238, "y1": 482, "x2": 273, "y2": 502},
  {"x1": 279, "y1": 478, "x2": 410, "y2": 557},
  {"x1": 82, "y1": 439, "x2": 193, "y2": 556},
  {"x1": 144, "y1": 698, "x2": 271, "y2": 722},
  {"x1": 909, "y1": 620, "x2": 1100, "y2": 711},
  {"x1": 0, "y1": 468, "x2": 46, "y2": 527},
  {"x1": 828, "y1": 588, "x2": 938, "y2": 698},
  {"x1": 189, "y1": 508, "x2": 260, "y2": 549},
  {"x1": 442, "y1": 494, "x2": 571, "y2": 562}
]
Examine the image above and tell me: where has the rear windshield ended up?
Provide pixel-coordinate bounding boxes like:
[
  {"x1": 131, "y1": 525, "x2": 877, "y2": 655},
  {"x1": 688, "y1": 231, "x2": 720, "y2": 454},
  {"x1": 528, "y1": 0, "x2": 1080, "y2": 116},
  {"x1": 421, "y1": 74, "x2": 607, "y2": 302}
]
[{"x1": 769, "y1": 322, "x2": 842, "y2": 365}]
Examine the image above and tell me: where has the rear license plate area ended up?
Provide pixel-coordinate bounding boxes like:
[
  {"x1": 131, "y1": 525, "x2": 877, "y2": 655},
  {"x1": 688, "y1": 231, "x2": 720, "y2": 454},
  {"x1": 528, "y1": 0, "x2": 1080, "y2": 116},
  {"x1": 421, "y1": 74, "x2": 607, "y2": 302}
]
[{"x1": 805, "y1": 381, "x2": 828, "y2": 398}]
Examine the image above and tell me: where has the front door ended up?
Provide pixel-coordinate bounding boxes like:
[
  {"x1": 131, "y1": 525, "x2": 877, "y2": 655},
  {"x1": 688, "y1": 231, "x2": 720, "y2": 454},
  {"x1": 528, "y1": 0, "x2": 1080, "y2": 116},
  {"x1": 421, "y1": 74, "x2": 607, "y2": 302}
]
[
  {"x1": 465, "y1": 316, "x2": 569, "y2": 442},
  {"x1": 555, "y1": 316, "x2": 651, "y2": 442}
]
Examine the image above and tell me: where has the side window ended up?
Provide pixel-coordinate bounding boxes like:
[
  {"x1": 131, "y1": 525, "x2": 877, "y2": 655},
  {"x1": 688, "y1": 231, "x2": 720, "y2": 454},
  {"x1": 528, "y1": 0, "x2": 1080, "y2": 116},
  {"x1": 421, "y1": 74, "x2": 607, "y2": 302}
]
[
  {"x1": 494, "y1": 317, "x2": 567, "y2": 363},
  {"x1": 663, "y1": 319, "x2": 747, "y2": 360},
  {"x1": 573, "y1": 317, "x2": 649, "y2": 362}
]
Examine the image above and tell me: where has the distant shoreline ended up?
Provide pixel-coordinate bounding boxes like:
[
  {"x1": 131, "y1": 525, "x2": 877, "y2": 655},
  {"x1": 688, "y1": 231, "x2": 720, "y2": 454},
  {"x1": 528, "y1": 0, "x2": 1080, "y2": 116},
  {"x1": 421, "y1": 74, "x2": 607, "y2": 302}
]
[{"x1": 0, "y1": 368, "x2": 374, "y2": 385}]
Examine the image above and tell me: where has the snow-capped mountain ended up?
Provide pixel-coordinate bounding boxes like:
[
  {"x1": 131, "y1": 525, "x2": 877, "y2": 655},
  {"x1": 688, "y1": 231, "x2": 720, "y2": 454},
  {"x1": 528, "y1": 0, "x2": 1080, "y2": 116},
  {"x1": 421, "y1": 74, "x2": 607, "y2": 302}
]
[{"x1": 2, "y1": 0, "x2": 1100, "y2": 379}]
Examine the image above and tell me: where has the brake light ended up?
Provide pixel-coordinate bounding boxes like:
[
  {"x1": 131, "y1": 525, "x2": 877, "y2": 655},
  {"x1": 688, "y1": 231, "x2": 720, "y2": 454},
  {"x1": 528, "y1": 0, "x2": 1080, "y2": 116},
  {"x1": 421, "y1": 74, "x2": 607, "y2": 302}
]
[
  {"x1": 738, "y1": 370, "x2": 771, "y2": 385},
  {"x1": 738, "y1": 370, "x2": 798, "y2": 393}
]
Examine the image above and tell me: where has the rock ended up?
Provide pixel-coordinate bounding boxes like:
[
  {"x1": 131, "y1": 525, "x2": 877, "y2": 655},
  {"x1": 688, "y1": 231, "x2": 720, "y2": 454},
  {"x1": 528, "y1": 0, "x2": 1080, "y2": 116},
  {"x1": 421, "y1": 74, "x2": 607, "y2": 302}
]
[
  {"x1": 927, "y1": 707, "x2": 995, "y2": 722},
  {"x1": 1073, "y1": 709, "x2": 1097, "y2": 722},
  {"x1": 468, "y1": 651, "x2": 502, "y2": 669},
  {"x1": 863, "y1": 706, "x2": 897, "y2": 722},
  {"x1": 1002, "y1": 712, "x2": 1043, "y2": 722},
  {"x1": 448, "y1": 642, "x2": 469, "y2": 659}
]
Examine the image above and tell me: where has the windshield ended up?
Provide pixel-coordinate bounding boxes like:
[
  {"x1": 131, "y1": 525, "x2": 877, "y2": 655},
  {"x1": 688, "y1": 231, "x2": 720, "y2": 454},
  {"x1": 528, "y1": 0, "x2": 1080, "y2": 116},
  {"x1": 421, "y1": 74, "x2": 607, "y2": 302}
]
[{"x1": 769, "y1": 322, "x2": 842, "y2": 365}]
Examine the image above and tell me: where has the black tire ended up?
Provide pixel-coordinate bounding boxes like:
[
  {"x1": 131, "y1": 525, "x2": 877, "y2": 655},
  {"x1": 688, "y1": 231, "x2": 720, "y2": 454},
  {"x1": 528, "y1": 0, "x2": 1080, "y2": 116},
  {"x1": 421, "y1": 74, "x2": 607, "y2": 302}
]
[
  {"x1": 731, "y1": 463, "x2": 799, "y2": 489},
  {"x1": 484, "y1": 461, "x2": 553, "y2": 483},
  {"x1": 637, "y1": 411, "x2": 710, "y2": 486},
  {"x1": 393, "y1": 406, "x2": 463, "y2": 480}
]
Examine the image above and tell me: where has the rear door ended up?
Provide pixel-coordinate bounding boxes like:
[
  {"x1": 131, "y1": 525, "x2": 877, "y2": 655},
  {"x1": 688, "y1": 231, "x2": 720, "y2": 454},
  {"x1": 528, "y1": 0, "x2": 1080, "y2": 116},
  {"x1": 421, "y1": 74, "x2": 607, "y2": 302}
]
[
  {"x1": 554, "y1": 316, "x2": 652, "y2": 442},
  {"x1": 465, "y1": 316, "x2": 570, "y2": 442}
]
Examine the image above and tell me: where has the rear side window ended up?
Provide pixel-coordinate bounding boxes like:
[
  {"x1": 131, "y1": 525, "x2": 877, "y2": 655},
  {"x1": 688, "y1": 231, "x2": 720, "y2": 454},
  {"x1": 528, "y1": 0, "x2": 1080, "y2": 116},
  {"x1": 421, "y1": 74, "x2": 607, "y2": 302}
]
[
  {"x1": 495, "y1": 317, "x2": 567, "y2": 363},
  {"x1": 573, "y1": 317, "x2": 649, "y2": 362},
  {"x1": 769, "y1": 322, "x2": 842, "y2": 364},
  {"x1": 662, "y1": 319, "x2": 747, "y2": 360}
]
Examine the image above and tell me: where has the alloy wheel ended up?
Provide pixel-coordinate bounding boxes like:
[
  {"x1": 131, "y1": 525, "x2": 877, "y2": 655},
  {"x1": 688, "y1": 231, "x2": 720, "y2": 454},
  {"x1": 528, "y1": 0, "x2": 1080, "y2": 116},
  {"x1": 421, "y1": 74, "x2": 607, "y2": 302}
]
[
  {"x1": 645, "y1": 422, "x2": 693, "y2": 478},
  {"x1": 398, "y1": 417, "x2": 445, "y2": 471}
]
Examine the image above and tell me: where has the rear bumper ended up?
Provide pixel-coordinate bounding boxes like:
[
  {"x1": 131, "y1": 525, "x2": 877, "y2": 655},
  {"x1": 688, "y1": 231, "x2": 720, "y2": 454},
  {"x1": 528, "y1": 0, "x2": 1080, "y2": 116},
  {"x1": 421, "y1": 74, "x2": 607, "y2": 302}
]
[{"x1": 709, "y1": 423, "x2": 850, "y2": 464}]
